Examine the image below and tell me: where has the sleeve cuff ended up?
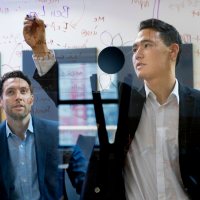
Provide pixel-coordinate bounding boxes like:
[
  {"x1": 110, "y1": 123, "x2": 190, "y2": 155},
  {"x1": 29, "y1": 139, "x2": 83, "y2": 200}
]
[{"x1": 32, "y1": 50, "x2": 56, "y2": 76}]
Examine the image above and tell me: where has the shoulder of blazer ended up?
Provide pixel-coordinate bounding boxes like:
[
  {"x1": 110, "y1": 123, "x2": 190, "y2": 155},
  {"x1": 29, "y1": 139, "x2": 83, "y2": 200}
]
[
  {"x1": 179, "y1": 83, "x2": 200, "y2": 118},
  {"x1": 0, "y1": 121, "x2": 11, "y2": 195},
  {"x1": 32, "y1": 116, "x2": 58, "y2": 130},
  {"x1": 31, "y1": 116, "x2": 58, "y2": 146},
  {"x1": 179, "y1": 83, "x2": 200, "y2": 100},
  {"x1": 0, "y1": 120, "x2": 7, "y2": 143},
  {"x1": 178, "y1": 83, "x2": 200, "y2": 198}
]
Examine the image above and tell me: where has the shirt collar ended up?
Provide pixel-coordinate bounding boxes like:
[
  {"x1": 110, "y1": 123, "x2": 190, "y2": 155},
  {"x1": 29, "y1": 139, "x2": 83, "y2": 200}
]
[
  {"x1": 144, "y1": 79, "x2": 179, "y2": 104},
  {"x1": 6, "y1": 115, "x2": 34, "y2": 138}
]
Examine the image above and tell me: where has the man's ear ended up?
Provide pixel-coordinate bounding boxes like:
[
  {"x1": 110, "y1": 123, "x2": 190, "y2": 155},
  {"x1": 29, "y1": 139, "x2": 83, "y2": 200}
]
[
  {"x1": 169, "y1": 43, "x2": 179, "y2": 62},
  {"x1": 30, "y1": 94, "x2": 34, "y2": 105}
]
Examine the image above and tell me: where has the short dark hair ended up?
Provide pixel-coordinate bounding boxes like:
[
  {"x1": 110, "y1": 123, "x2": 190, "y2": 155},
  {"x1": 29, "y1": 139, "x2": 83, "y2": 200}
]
[
  {"x1": 0, "y1": 70, "x2": 33, "y2": 96},
  {"x1": 139, "y1": 18, "x2": 182, "y2": 66}
]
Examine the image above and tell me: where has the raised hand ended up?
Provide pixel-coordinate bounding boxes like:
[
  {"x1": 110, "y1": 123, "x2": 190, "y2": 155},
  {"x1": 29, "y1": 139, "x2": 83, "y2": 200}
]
[{"x1": 23, "y1": 15, "x2": 49, "y2": 56}]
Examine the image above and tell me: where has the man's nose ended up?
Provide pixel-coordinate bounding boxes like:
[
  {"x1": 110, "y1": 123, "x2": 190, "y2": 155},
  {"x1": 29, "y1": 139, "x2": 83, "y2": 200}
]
[
  {"x1": 15, "y1": 91, "x2": 22, "y2": 100},
  {"x1": 134, "y1": 47, "x2": 144, "y2": 59}
]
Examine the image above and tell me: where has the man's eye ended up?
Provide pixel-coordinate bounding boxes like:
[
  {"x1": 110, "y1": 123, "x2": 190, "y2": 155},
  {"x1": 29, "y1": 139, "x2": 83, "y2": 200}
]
[
  {"x1": 21, "y1": 89, "x2": 27, "y2": 94},
  {"x1": 132, "y1": 47, "x2": 137, "y2": 53},
  {"x1": 7, "y1": 90, "x2": 14, "y2": 95},
  {"x1": 144, "y1": 43, "x2": 152, "y2": 48}
]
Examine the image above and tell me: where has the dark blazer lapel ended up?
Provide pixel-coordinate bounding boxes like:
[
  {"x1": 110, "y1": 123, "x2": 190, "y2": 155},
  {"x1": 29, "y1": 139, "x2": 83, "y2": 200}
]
[
  {"x1": 0, "y1": 122, "x2": 11, "y2": 195},
  {"x1": 32, "y1": 117, "x2": 48, "y2": 193},
  {"x1": 128, "y1": 87, "x2": 146, "y2": 135},
  {"x1": 124, "y1": 86, "x2": 146, "y2": 155},
  {"x1": 177, "y1": 83, "x2": 200, "y2": 199},
  {"x1": 178, "y1": 84, "x2": 195, "y2": 150}
]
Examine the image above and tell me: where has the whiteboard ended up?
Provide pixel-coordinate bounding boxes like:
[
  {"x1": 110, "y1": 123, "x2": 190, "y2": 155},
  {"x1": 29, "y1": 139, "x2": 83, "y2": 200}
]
[{"x1": 0, "y1": 0, "x2": 200, "y2": 88}]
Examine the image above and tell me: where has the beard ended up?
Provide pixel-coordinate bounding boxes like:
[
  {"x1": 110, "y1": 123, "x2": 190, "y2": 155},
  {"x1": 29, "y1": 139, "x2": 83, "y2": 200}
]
[
  {"x1": 9, "y1": 112, "x2": 29, "y2": 120},
  {"x1": 6, "y1": 106, "x2": 31, "y2": 121}
]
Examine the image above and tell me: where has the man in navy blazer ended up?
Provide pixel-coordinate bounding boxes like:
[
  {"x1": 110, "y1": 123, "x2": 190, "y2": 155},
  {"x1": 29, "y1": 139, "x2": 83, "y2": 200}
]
[
  {"x1": 23, "y1": 16, "x2": 200, "y2": 199},
  {"x1": 0, "y1": 71, "x2": 87, "y2": 199}
]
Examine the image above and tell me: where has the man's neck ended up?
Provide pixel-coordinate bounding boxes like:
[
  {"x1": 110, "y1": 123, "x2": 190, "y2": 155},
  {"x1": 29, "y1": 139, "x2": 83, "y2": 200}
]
[
  {"x1": 7, "y1": 114, "x2": 31, "y2": 140},
  {"x1": 145, "y1": 76, "x2": 176, "y2": 105}
]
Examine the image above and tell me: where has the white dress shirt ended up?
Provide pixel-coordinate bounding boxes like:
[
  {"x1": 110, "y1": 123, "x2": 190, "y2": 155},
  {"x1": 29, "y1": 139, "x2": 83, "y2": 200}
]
[{"x1": 124, "y1": 80, "x2": 189, "y2": 200}]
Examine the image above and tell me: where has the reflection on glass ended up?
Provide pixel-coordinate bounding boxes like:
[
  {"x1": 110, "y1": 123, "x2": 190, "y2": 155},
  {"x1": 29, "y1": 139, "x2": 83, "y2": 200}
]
[
  {"x1": 59, "y1": 104, "x2": 118, "y2": 147},
  {"x1": 59, "y1": 63, "x2": 97, "y2": 100},
  {"x1": 58, "y1": 61, "x2": 119, "y2": 147}
]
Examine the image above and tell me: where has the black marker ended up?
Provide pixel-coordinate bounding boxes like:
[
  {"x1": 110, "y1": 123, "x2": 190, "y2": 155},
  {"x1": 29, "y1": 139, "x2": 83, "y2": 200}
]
[
  {"x1": 26, "y1": 14, "x2": 36, "y2": 21},
  {"x1": 26, "y1": 14, "x2": 46, "y2": 28}
]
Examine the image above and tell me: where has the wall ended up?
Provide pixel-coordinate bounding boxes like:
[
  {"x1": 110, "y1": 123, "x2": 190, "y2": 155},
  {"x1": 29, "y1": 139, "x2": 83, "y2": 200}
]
[{"x1": 0, "y1": 0, "x2": 200, "y2": 88}]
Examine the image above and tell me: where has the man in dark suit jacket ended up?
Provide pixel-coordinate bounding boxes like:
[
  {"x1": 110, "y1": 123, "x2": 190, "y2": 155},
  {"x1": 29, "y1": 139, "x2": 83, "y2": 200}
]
[
  {"x1": 23, "y1": 16, "x2": 200, "y2": 199},
  {"x1": 0, "y1": 70, "x2": 87, "y2": 200}
]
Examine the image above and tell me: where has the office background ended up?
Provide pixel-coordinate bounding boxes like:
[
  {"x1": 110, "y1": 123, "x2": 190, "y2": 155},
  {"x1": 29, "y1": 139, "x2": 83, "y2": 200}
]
[
  {"x1": 0, "y1": 0, "x2": 196, "y2": 143},
  {"x1": 0, "y1": 0, "x2": 197, "y2": 137},
  {"x1": 0, "y1": 1, "x2": 198, "y2": 199},
  {"x1": 0, "y1": 0, "x2": 198, "y2": 118},
  {"x1": 0, "y1": 0, "x2": 199, "y2": 83}
]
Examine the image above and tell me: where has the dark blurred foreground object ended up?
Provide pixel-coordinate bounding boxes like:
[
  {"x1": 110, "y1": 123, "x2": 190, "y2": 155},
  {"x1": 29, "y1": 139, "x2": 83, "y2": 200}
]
[
  {"x1": 80, "y1": 75, "x2": 132, "y2": 200},
  {"x1": 98, "y1": 46, "x2": 125, "y2": 74}
]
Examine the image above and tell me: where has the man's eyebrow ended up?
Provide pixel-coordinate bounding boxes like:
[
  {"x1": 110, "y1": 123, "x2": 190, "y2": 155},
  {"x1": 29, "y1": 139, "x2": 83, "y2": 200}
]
[
  {"x1": 5, "y1": 86, "x2": 29, "y2": 90},
  {"x1": 19, "y1": 86, "x2": 31, "y2": 92},
  {"x1": 132, "y1": 39, "x2": 154, "y2": 48},
  {"x1": 5, "y1": 87, "x2": 15, "y2": 90}
]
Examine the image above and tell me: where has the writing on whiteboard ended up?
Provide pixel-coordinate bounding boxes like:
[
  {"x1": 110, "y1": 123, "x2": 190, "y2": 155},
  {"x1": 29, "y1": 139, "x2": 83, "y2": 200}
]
[{"x1": 131, "y1": 0, "x2": 149, "y2": 9}]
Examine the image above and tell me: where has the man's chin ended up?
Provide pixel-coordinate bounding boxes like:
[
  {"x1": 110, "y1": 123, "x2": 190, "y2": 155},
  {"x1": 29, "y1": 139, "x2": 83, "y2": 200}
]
[
  {"x1": 10, "y1": 113, "x2": 28, "y2": 121},
  {"x1": 136, "y1": 73, "x2": 145, "y2": 80}
]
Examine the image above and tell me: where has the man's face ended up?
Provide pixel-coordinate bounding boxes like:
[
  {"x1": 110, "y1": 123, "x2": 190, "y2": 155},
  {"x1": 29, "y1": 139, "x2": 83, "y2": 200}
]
[
  {"x1": 132, "y1": 28, "x2": 172, "y2": 82},
  {"x1": 0, "y1": 78, "x2": 34, "y2": 121}
]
